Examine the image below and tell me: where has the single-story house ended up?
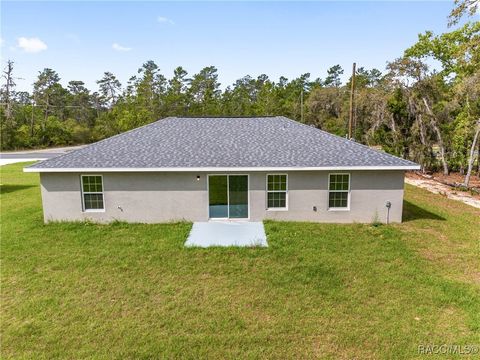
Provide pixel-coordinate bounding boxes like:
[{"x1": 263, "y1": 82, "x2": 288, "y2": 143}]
[{"x1": 25, "y1": 116, "x2": 420, "y2": 223}]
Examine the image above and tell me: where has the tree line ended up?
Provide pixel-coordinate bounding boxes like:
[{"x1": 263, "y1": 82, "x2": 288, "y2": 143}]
[{"x1": 1, "y1": 1, "x2": 479, "y2": 186}]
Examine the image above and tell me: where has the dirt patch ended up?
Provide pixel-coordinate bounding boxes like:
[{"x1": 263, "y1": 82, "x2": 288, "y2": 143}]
[
  {"x1": 430, "y1": 171, "x2": 480, "y2": 188},
  {"x1": 405, "y1": 172, "x2": 480, "y2": 209}
]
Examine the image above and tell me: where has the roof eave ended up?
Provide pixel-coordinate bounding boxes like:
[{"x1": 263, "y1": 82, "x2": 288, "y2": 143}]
[{"x1": 24, "y1": 165, "x2": 421, "y2": 173}]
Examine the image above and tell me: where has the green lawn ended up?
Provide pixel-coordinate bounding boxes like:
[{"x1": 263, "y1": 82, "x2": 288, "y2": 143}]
[{"x1": 1, "y1": 163, "x2": 479, "y2": 359}]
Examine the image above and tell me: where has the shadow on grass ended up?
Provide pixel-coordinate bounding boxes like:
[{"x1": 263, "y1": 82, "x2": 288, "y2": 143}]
[
  {"x1": 403, "y1": 200, "x2": 446, "y2": 222},
  {"x1": 0, "y1": 184, "x2": 35, "y2": 195}
]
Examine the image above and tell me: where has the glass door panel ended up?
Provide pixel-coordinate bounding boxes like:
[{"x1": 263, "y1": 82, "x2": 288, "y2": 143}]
[
  {"x1": 208, "y1": 176, "x2": 228, "y2": 218},
  {"x1": 228, "y1": 175, "x2": 248, "y2": 218}
]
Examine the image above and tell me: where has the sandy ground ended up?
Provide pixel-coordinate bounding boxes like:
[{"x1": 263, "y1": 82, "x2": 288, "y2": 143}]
[{"x1": 405, "y1": 173, "x2": 480, "y2": 209}]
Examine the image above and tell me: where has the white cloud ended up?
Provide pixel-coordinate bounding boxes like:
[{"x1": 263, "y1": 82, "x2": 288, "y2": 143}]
[
  {"x1": 112, "y1": 43, "x2": 132, "y2": 52},
  {"x1": 157, "y1": 16, "x2": 174, "y2": 25},
  {"x1": 0, "y1": 38, "x2": 4, "y2": 46},
  {"x1": 17, "y1": 37, "x2": 47, "y2": 53}
]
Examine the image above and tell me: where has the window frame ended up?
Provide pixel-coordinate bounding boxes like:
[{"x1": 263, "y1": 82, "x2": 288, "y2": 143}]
[
  {"x1": 80, "y1": 174, "x2": 105, "y2": 212},
  {"x1": 266, "y1": 173, "x2": 288, "y2": 211},
  {"x1": 327, "y1": 173, "x2": 351, "y2": 211},
  {"x1": 207, "y1": 174, "x2": 250, "y2": 220}
]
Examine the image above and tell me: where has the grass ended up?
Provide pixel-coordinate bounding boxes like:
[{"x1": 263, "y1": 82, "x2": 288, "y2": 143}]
[{"x1": 1, "y1": 162, "x2": 479, "y2": 359}]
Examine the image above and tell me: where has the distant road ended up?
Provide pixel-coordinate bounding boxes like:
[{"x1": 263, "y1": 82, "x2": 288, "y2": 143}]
[
  {"x1": 0, "y1": 145, "x2": 85, "y2": 166},
  {"x1": 0, "y1": 152, "x2": 65, "y2": 159}
]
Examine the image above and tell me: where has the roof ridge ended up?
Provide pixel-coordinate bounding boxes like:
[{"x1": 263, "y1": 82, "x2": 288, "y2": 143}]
[
  {"x1": 25, "y1": 117, "x2": 177, "y2": 169},
  {"x1": 175, "y1": 116, "x2": 278, "y2": 119}
]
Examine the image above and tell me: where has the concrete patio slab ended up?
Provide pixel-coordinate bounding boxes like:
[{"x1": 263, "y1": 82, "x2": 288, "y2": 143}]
[{"x1": 185, "y1": 221, "x2": 268, "y2": 247}]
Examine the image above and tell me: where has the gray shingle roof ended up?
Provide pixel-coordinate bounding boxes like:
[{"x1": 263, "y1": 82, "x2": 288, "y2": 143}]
[{"x1": 26, "y1": 116, "x2": 419, "y2": 171}]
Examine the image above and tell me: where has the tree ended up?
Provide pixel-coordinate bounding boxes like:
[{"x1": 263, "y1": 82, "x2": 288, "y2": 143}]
[
  {"x1": 352, "y1": 80, "x2": 390, "y2": 145},
  {"x1": 221, "y1": 76, "x2": 256, "y2": 116},
  {"x1": 0, "y1": 60, "x2": 17, "y2": 148},
  {"x1": 352, "y1": 67, "x2": 383, "y2": 88},
  {"x1": 405, "y1": 22, "x2": 480, "y2": 79},
  {"x1": 165, "y1": 66, "x2": 189, "y2": 115},
  {"x1": 405, "y1": 18, "x2": 480, "y2": 179},
  {"x1": 279, "y1": 73, "x2": 313, "y2": 121},
  {"x1": 306, "y1": 86, "x2": 347, "y2": 135},
  {"x1": 1, "y1": 60, "x2": 16, "y2": 121},
  {"x1": 134, "y1": 60, "x2": 166, "y2": 120},
  {"x1": 421, "y1": 94, "x2": 450, "y2": 175},
  {"x1": 67, "y1": 80, "x2": 94, "y2": 127},
  {"x1": 33, "y1": 68, "x2": 69, "y2": 144},
  {"x1": 453, "y1": 71, "x2": 480, "y2": 185},
  {"x1": 253, "y1": 75, "x2": 279, "y2": 116},
  {"x1": 449, "y1": 0, "x2": 480, "y2": 26},
  {"x1": 96, "y1": 72, "x2": 122, "y2": 108},
  {"x1": 308, "y1": 67, "x2": 347, "y2": 134},
  {"x1": 464, "y1": 119, "x2": 480, "y2": 185},
  {"x1": 188, "y1": 66, "x2": 221, "y2": 115},
  {"x1": 385, "y1": 57, "x2": 451, "y2": 173},
  {"x1": 324, "y1": 65, "x2": 344, "y2": 88}
]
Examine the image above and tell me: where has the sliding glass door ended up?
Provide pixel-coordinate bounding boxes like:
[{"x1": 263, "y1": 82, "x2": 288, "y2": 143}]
[
  {"x1": 208, "y1": 175, "x2": 248, "y2": 219},
  {"x1": 208, "y1": 176, "x2": 229, "y2": 218},
  {"x1": 228, "y1": 175, "x2": 248, "y2": 218}
]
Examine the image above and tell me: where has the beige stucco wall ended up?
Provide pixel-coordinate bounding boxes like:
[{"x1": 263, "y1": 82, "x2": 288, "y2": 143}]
[{"x1": 39, "y1": 170, "x2": 405, "y2": 224}]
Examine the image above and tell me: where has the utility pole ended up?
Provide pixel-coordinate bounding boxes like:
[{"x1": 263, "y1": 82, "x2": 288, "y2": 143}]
[
  {"x1": 300, "y1": 89, "x2": 304, "y2": 123},
  {"x1": 348, "y1": 62, "x2": 356, "y2": 139},
  {"x1": 31, "y1": 97, "x2": 35, "y2": 137}
]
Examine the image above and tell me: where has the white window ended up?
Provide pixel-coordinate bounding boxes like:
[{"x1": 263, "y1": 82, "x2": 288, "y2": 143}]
[
  {"x1": 267, "y1": 174, "x2": 288, "y2": 209},
  {"x1": 81, "y1": 175, "x2": 104, "y2": 211},
  {"x1": 328, "y1": 173, "x2": 350, "y2": 210}
]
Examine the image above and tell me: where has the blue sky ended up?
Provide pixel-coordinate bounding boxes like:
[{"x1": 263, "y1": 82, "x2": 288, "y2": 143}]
[{"x1": 0, "y1": 1, "x2": 462, "y2": 93}]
